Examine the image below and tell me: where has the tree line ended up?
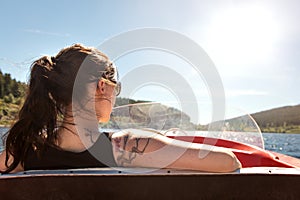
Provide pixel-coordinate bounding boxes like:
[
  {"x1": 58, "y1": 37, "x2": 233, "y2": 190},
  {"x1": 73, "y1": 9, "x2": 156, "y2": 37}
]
[
  {"x1": 0, "y1": 70, "x2": 27, "y2": 126},
  {"x1": 0, "y1": 70, "x2": 27, "y2": 104}
]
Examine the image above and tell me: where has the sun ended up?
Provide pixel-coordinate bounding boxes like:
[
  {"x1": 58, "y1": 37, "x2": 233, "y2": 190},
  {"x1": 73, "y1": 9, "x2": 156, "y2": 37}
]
[{"x1": 205, "y1": 5, "x2": 280, "y2": 66}]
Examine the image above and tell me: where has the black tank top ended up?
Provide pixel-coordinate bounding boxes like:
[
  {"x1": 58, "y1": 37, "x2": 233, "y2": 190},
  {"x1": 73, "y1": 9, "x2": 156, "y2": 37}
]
[{"x1": 24, "y1": 132, "x2": 117, "y2": 170}]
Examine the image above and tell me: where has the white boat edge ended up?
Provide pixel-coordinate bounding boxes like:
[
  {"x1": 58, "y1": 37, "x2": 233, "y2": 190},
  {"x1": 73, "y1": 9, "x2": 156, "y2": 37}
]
[{"x1": 1, "y1": 167, "x2": 300, "y2": 178}]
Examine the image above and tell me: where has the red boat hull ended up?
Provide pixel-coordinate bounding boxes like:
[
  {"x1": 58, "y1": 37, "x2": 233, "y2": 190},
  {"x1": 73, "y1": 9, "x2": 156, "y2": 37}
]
[{"x1": 167, "y1": 135, "x2": 300, "y2": 168}]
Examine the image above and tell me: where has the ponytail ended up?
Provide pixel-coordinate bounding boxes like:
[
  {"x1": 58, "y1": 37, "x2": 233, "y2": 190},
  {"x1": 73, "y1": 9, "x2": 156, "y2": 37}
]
[{"x1": 2, "y1": 56, "x2": 58, "y2": 173}]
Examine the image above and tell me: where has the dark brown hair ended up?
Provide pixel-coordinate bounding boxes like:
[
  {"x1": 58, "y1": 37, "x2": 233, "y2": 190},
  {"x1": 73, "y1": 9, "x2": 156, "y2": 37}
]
[{"x1": 2, "y1": 44, "x2": 114, "y2": 173}]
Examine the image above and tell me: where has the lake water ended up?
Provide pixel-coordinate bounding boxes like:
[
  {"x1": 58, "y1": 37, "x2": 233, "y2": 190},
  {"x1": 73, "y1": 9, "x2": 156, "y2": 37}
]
[
  {"x1": 263, "y1": 133, "x2": 300, "y2": 158},
  {"x1": 0, "y1": 127, "x2": 299, "y2": 158}
]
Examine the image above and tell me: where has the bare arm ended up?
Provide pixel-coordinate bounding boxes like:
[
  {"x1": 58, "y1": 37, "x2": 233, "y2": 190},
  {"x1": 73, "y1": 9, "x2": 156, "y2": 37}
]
[
  {"x1": 0, "y1": 150, "x2": 23, "y2": 173},
  {"x1": 111, "y1": 129, "x2": 241, "y2": 173}
]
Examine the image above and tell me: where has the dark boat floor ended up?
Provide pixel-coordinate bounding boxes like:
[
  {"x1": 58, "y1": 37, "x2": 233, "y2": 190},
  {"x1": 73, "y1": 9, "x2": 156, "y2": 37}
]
[{"x1": 1, "y1": 167, "x2": 300, "y2": 200}]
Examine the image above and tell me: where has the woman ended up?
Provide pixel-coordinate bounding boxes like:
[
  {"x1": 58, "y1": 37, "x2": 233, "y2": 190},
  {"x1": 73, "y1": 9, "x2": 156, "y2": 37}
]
[{"x1": 0, "y1": 44, "x2": 241, "y2": 173}]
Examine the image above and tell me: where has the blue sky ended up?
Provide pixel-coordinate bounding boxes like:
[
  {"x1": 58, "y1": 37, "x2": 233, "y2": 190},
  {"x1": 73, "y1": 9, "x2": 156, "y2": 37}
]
[{"x1": 1, "y1": 0, "x2": 300, "y2": 123}]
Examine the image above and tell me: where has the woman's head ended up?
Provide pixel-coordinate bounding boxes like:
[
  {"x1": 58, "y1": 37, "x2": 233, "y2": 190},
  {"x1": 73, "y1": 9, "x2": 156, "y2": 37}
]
[
  {"x1": 68, "y1": 46, "x2": 120, "y2": 123},
  {"x1": 32, "y1": 44, "x2": 118, "y2": 107},
  {"x1": 2, "y1": 44, "x2": 119, "y2": 173},
  {"x1": 30, "y1": 44, "x2": 120, "y2": 119}
]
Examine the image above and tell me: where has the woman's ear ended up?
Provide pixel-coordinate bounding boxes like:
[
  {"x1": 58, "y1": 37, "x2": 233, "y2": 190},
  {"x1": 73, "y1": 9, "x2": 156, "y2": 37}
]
[{"x1": 97, "y1": 79, "x2": 106, "y2": 94}]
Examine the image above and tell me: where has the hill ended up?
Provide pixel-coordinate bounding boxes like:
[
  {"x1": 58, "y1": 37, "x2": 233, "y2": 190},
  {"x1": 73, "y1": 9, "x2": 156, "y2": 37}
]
[
  {"x1": 208, "y1": 105, "x2": 300, "y2": 134},
  {"x1": 101, "y1": 102, "x2": 195, "y2": 130},
  {"x1": 251, "y1": 105, "x2": 300, "y2": 133}
]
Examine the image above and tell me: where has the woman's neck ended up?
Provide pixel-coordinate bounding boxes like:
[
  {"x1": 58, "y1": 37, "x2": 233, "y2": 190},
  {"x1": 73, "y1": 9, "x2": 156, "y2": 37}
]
[{"x1": 55, "y1": 114, "x2": 87, "y2": 152}]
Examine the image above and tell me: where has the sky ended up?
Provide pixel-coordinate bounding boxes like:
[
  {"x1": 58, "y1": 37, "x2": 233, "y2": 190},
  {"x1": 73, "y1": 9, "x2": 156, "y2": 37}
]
[{"x1": 1, "y1": 0, "x2": 300, "y2": 124}]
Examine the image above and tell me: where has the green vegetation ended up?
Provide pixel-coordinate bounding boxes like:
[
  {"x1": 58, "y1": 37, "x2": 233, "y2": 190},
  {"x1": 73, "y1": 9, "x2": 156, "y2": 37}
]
[
  {"x1": 259, "y1": 126, "x2": 300, "y2": 134},
  {"x1": 0, "y1": 99, "x2": 21, "y2": 126},
  {"x1": 0, "y1": 70, "x2": 26, "y2": 126},
  {"x1": 251, "y1": 105, "x2": 300, "y2": 133},
  {"x1": 204, "y1": 106, "x2": 300, "y2": 134},
  {"x1": 0, "y1": 71, "x2": 27, "y2": 102}
]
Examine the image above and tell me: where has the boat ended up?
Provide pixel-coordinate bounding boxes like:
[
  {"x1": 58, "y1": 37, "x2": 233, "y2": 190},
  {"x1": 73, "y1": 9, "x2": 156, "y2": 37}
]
[
  {"x1": 1, "y1": 103, "x2": 300, "y2": 199},
  {"x1": 1, "y1": 167, "x2": 299, "y2": 199},
  {"x1": 1, "y1": 140, "x2": 299, "y2": 200},
  {"x1": 167, "y1": 135, "x2": 300, "y2": 168}
]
